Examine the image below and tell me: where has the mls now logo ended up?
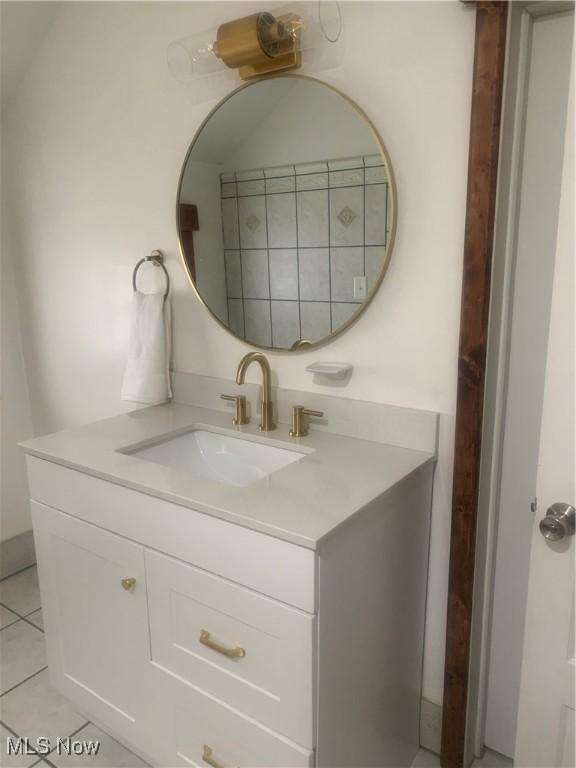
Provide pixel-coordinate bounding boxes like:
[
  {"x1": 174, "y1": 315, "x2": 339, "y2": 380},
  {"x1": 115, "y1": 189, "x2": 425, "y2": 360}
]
[{"x1": 7, "y1": 737, "x2": 101, "y2": 756}]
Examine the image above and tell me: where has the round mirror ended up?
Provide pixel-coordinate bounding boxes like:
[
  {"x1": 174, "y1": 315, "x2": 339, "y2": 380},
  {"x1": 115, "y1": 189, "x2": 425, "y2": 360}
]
[{"x1": 177, "y1": 75, "x2": 395, "y2": 351}]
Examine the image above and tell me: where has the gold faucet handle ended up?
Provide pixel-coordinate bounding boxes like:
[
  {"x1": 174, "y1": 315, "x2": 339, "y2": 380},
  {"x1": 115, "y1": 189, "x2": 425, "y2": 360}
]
[
  {"x1": 289, "y1": 405, "x2": 324, "y2": 438},
  {"x1": 220, "y1": 394, "x2": 249, "y2": 426}
]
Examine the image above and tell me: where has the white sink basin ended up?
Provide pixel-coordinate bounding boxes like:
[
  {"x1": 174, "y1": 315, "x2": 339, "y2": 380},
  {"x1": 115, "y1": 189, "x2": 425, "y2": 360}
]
[{"x1": 125, "y1": 429, "x2": 304, "y2": 487}]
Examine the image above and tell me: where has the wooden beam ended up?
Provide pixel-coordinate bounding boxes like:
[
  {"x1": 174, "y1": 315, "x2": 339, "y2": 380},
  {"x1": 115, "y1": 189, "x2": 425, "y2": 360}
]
[{"x1": 441, "y1": 3, "x2": 508, "y2": 767}]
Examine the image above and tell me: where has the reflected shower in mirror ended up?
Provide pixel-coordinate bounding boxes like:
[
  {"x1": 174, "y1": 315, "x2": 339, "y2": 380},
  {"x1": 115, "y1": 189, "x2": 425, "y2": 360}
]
[{"x1": 177, "y1": 76, "x2": 395, "y2": 351}]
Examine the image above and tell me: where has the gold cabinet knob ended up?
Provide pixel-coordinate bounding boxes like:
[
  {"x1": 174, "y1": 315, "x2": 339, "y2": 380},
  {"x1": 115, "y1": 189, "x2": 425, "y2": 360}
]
[{"x1": 121, "y1": 577, "x2": 136, "y2": 591}]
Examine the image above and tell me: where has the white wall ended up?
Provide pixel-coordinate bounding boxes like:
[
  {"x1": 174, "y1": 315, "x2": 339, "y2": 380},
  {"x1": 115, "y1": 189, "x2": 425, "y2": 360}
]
[
  {"x1": 1, "y1": 1, "x2": 474, "y2": 705},
  {"x1": 1, "y1": 198, "x2": 34, "y2": 540},
  {"x1": 221, "y1": 78, "x2": 379, "y2": 171}
]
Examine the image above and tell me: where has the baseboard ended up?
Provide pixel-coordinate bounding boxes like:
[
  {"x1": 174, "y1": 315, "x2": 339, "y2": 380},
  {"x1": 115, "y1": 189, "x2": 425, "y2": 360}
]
[
  {"x1": 0, "y1": 530, "x2": 36, "y2": 579},
  {"x1": 420, "y1": 697, "x2": 442, "y2": 755}
]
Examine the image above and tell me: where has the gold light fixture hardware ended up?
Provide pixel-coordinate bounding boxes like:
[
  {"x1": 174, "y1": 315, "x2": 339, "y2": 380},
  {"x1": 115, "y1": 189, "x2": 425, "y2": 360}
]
[
  {"x1": 235, "y1": 352, "x2": 276, "y2": 431},
  {"x1": 213, "y1": 12, "x2": 302, "y2": 81},
  {"x1": 289, "y1": 405, "x2": 324, "y2": 438},
  {"x1": 202, "y1": 745, "x2": 235, "y2": 768},
  {"x1": 121, "y1": 577, "x2": 136, "y2": 591},
  {"x1": 220, "y1": 394, "x2": 249, "y2": 426},
  {"x1": 199, "y1": 629, "x2": 246, "y2": 659}
]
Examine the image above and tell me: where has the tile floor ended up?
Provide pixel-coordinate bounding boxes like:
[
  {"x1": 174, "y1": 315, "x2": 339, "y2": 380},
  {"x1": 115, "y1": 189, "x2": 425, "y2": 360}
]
[
  {"x1": 1, "y1": 563, "x2": 512, "y2": 768},
  {"x1": 0, "y1": 564, "x2": 149, "y2": 767}
]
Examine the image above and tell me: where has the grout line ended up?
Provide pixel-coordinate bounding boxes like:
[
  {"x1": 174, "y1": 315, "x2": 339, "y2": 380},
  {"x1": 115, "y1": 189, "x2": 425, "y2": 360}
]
[
  {"x1": 222, "y1": 297, "x2": 361, "y2": 305},
  {"x1": 0, "y1": 718, "x2": 24, "y2": 738},
  {"x1": 0, "y1": 719, "x2": 44, "y2": 765},
  {"x1": 224, "y1": 244, "x2": 386, "y2": 252},
  {"x1": 294, "y1": 186, "x2": 302, "y2": 341},
  {"x1": 69, "y1": 722, "x2": 92, "y2": 738},
  {"x1": 45, "y1": 718, "x2": 91, "y2": 762},
  {"x1": 0, "y1": 563, "x2": 36, "y2": 584},
  {"x1": 0, "y1": 601, "x2": 41, "y2": 622},
  {"x1": 327, "y1": 177, "x2": 333, "y2": 332},
  {"x1": 20, "y1": 614, "x2": 44, "y2": 633},
  {"x1": 0, "y1": 714, "x2": 90, "y2": 765},
  {"x1": 1, "y1": 666, "x2": 48, "y2": 698},
  {"x1": 385, "y1": 181, "x2": 389, "y2": 247},
  {"x1": 0, "y1": 604, "x2": 42, "y2": 628},
  {"x1": 224, "y1": 163, "x2": 381, "y2": 183},
  {"x1": 222, "y1": 179, "x2": 387, "y2": 197},
  {"x1": 0, "y1": 612, "x2": 21, "y2": 631},
  {"x1": 262, "y1": 189, "x2": 273, "y2": 348},
  {"x1": 22, "y1": 607, "x2": 42, "y2": 618},
  {"x1": 219, "y1": 179, "x2": 231, "y2": 329},
  {"x1": 363, "y1": 157, "x2": 367, "y2": 278},
  {"x1": 221, "y1": 160, "x2": 384, "y2": 183},
  {"x1": 223, "y1": 183, "x2": 387, "y2": 199},
  {"x1": 233, "y1": 173, "x2": 246, "y2": 340}
]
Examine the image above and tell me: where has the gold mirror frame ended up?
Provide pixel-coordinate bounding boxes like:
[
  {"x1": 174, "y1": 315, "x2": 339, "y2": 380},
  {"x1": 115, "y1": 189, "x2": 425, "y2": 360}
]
[{"x1": 176, "y1": 74, "x2": 397, "y2": 352}]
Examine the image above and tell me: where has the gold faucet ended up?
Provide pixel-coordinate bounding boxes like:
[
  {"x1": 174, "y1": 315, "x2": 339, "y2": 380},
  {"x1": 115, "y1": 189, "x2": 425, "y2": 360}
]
[{"x1": 235, "y1": 352, "x2": 275, "y2": 431}]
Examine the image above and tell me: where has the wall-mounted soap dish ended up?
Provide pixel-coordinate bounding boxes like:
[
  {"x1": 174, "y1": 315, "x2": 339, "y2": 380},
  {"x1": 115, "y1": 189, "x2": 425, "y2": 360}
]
[{"x1": 305, "y1": 362, "x2": 353, "y2": 380}]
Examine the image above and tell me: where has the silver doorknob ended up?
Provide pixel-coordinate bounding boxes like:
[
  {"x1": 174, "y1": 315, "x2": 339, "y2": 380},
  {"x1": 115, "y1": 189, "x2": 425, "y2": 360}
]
[{"x1": 539, "y1": 503, "x2": 575, "y2": 541}]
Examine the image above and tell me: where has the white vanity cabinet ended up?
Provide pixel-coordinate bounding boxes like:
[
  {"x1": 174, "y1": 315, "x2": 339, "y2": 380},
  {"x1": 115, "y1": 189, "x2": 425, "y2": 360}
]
[{"x1": 26, "y1": 445, "x2": 433, "y2": 768}]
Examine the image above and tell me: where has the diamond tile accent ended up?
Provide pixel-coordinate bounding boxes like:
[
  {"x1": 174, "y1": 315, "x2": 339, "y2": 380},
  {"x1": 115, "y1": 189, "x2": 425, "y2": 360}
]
[
  {"x1": 337, "y1": 205, "x2": 357, "y2": 228},
  {"x1": 244, "y1": 213, "x2": 261, "y2": 232}
]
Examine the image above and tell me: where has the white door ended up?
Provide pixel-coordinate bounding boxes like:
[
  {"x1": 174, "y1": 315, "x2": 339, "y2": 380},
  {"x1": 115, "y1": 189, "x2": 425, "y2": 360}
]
[
  {"x1": 513, "y1": 39, "x2": 574, "y2": 768},
  {"x1": 483, "y1": 7, "x2": 574, "y2": 758}
]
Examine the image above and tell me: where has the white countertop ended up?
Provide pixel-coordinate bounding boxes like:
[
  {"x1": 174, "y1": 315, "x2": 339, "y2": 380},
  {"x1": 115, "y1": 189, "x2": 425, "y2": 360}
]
[{"x1": 21, "y1": 402, "x2": 435, "y2": 549}]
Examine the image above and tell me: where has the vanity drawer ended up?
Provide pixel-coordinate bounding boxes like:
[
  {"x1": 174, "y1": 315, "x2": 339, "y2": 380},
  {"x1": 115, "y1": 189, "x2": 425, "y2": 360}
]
[
  {"x1": 146, "y1": 550, "x2": 315, "y2": 748},
  {"x1": 155, "y1": 666, "x2": 314, "y2": 768}
]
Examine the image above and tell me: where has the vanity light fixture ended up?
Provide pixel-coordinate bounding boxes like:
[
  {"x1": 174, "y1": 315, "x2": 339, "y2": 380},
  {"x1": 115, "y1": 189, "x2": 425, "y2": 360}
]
[
  {"x1": 213, "y1": 12, "x2": 303, "y2": 80},
  {"x1": 167, "y1": 2, "x2": 342, "y2": 84}
]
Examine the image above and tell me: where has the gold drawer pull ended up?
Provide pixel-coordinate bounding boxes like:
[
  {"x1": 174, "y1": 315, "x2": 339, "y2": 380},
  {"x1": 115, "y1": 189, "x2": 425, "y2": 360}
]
[
  {"x1": 121, "y1": 577, "x2": 136, "y2": 591},
  {"x1": 202, "y1": 745, "x2": 236, "y2": 768},
  {"x1": 199, "y1": 629, "x2": 246, "y2": 659}
]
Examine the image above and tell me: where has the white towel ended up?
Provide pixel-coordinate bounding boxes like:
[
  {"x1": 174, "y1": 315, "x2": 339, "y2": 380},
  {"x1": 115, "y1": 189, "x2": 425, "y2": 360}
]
[{"x1": 121, "y1": 291, "x2": 172, "y2": 404}]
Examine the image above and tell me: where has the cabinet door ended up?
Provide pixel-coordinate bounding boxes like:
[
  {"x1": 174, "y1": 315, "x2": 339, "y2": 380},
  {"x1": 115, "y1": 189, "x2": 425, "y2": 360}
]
[{"x1": 32, "y1": 502, "x2": 151, "y2": 744}]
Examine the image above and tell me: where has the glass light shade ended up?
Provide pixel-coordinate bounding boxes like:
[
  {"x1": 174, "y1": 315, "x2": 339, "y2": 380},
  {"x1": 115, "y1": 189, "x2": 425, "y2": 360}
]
[
  {"x1": 167, "y1": 32, "x2": 224, "y2": 83},
  {"x1": 166, "y1": 2, "x2": 342, "y2": 84}
]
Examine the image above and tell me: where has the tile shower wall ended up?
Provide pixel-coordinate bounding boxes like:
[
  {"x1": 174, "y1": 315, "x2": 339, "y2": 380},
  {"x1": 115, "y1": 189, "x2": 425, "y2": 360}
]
[{"x1": 220, "y1": 155, "x2": 390, "y2": 349}]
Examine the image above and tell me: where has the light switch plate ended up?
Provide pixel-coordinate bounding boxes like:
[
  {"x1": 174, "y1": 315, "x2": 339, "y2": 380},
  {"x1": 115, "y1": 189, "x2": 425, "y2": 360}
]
[{"x1": 353, "y1": 275, "x2": 367, "y2": 300}]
